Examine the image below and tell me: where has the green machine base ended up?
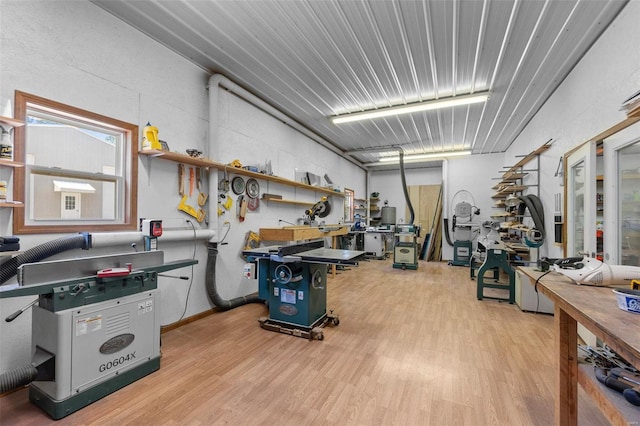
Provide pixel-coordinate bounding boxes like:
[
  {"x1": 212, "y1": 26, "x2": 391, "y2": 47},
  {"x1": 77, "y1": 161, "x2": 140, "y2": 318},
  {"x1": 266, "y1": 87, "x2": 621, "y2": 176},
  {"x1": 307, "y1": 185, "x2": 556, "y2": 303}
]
[
  {"x1": 393, "y1": 242, "x2": 419, "y2": 270},
  {"x1": 29, "y1": 357, "x2": 160, "y2": 420},
  {"x1": 449, "y1": 241, "x2": 472, "y2": 267},
  {"x1": 476, "y1": 248, "x2": 515, "y2": 304}
]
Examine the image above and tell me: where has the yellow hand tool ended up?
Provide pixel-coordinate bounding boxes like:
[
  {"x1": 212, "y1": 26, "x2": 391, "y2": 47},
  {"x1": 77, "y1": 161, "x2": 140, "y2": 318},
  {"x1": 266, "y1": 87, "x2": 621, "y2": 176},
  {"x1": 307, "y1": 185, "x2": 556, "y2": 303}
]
[
  {"x1": 179, "y1": 195, "x2": 207, "y2": 223},
  {"x1": 178, "y1": 195, "x2": 198, "y2": 220}
]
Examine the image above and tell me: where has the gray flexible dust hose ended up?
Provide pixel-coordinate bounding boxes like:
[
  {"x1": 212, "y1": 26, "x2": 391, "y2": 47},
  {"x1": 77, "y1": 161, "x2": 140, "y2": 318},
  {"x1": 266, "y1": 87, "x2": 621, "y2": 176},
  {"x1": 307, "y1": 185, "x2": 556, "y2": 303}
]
[
  {"x1": 0, "y1": 364, "x2": 38, "y2": 393},
  {"x1": 0, "y1": 233, "x2": 91, "y2": 285},
  {"x1": 205, "y1": 243, "x2": 261, "y2": 310}
]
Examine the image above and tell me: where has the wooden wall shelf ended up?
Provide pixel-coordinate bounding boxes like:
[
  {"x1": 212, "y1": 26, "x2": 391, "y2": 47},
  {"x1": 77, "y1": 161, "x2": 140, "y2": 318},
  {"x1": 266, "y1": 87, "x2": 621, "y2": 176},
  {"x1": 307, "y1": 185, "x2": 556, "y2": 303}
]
[
  {"x1": 139, "y1": 150, "x2": 344, "y2": 197},
  {"x1": 259, "y1": 225, "x2": 348, "y2": 241},
  {"x1": 0, "y1": 116, "x2": 25, "y2": 131},
  {"x1": 262, "y1": 198, "x2": 315, "y2": 206},
  {"x1": 502, "y1": 140, "x2": 552, "y2": 180},
  {"x1": 0, "y1": 160, "x2": 24, "y2": 168}
]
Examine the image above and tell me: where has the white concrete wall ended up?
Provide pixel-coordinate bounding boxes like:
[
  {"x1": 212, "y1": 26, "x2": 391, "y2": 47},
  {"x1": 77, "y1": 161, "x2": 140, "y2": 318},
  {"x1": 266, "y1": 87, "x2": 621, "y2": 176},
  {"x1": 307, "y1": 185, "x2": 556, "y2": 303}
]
[{"x1": 0, "y1": 0, "x2": 365, "y2": 373}]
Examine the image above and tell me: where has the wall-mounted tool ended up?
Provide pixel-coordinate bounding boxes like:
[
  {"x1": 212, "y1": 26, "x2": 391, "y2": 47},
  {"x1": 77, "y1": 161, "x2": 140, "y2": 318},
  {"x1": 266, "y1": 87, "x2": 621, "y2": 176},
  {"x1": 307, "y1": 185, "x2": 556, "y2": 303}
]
[
  {"x1": 237, "y1": 195, "x2": 248, "y2": 222},
  {"x1": 196, "y1": 167, "x2": 202, "y2": 191},
  {"x1": 304, "y1": 197, "x2": 330, "y2": 225},
  {"x1": 218, "y1": 193, "x2": 231, "y2": 216},
  {"x1": 198, "y1": 192, "x2": 208, "y2": 207},
  {"x1": 218, "y1": 169, "x2": 229, "y2": 193},
  {"x1": 178, "y1": 164, "x2": 185, "y2": 196},
  {"x1": 245, "y1": 178, "x2": 260, "y2": 199},
  {"x1": 231, "y1": 176, "x2": 245, "y2": 195},
  {"x1": 141, "y1": 219, "x2": 163, "y2": 251},
  {"x1": 189, "y1": 167, "x2": 195, "y2": 196},
  {"x1": 178, "y1": 195, "x2": 205, "y2": 222}
]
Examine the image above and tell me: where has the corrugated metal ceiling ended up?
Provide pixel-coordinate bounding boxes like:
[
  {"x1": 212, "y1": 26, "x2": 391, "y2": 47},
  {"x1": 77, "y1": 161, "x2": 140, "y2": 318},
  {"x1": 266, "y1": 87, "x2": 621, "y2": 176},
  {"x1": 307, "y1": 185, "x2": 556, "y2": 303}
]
[{"x1": 91, "y1": 0, "x2": 628, "y2": 167}]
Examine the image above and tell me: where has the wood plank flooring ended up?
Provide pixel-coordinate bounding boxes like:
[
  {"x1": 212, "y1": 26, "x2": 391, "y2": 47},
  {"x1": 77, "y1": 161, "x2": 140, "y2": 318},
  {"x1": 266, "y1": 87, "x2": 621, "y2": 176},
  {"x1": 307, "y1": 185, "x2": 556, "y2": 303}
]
[{"x1": 0, "y1": 259, "x2": 610, "y2": 425}]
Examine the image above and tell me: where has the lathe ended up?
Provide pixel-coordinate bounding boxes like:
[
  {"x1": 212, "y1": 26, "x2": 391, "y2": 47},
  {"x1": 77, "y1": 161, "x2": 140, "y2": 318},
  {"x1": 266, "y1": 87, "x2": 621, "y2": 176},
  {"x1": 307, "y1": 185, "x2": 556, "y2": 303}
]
[
  {"x1": 243, "y1": 240, "x2": 364, "y2": 340},
  {"x1": 0, "y1": 250, "x2": 197, "y2": 419}
]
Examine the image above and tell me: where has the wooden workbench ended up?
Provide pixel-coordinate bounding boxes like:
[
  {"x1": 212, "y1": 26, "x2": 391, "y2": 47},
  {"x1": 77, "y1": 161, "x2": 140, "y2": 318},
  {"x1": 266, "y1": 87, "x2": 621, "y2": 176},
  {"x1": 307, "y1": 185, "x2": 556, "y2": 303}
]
[
  {"x1": 259, "y1": 225, "x2": 349, "y2": 242},
  {"x1": 259, "y1": 225, "x2": 350, "y2": 277},
  {"x1": 517, "y1": 267, "x2": 640, "y2": 425}
]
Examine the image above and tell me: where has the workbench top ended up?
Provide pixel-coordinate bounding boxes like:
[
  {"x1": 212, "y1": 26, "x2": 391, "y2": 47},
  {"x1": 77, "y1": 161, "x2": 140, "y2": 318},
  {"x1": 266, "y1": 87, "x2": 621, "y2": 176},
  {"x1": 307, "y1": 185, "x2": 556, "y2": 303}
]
[
  {"x1": 243, "y1": 246, "x2": 365, "y2": 265},
  {"x1": 259, "y1": 225, "x2": 349, "y2": 241}
]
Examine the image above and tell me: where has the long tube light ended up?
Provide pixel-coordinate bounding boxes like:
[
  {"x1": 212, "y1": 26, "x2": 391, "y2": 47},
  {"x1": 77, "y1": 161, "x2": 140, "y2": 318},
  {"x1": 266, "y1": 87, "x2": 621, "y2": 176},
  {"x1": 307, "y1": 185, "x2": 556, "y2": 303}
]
[
  {"x1": 371, "y1": 150, "x2": 472, "y2": 165},
  {"x1": 331, "y1": 92, "x2": 489, "y2": 124}
]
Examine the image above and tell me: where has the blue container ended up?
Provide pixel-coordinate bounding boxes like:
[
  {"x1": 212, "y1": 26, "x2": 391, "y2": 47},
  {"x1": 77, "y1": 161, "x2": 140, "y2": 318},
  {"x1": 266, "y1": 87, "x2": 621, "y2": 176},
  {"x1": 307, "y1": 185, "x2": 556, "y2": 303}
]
[{"x1": 613, "y1": 288, "x2": 640, "y2": 314}]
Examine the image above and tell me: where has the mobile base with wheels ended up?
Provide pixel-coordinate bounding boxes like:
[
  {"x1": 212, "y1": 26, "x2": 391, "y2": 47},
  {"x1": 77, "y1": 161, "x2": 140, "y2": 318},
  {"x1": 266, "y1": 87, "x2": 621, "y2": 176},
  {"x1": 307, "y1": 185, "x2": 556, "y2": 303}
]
[{"x1": 258, "y1": 311, "x2": 340, "y2": 341}]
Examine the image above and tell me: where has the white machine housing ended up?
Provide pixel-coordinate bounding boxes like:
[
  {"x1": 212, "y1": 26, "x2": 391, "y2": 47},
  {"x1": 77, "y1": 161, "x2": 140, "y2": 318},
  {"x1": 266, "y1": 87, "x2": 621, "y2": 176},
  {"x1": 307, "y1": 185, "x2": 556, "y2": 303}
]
[{"x1": 31, "y1": 289, "x2": 160, "y2": 400}]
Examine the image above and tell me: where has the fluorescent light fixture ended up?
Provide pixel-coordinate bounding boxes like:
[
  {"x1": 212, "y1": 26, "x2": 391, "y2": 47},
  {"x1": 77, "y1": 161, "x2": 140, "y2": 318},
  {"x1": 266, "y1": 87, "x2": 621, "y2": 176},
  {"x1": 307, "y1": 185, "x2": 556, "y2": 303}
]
[
  {"x1": 377, "y1": 150, "x2": 472, "y2": 163},
  {"x1": 331, "y1": 92, "x2": 489, "y2": 124}
]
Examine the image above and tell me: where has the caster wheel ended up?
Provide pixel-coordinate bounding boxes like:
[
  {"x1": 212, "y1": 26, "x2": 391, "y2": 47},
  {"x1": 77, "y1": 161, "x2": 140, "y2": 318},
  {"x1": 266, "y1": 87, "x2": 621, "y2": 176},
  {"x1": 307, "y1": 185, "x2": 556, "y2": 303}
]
[
  {"x1": 311, "y1": 327, "x2": 324, "y2": 341},
  {"x1": 332, "y1": 318, "x2": 340, "y2": 326}
]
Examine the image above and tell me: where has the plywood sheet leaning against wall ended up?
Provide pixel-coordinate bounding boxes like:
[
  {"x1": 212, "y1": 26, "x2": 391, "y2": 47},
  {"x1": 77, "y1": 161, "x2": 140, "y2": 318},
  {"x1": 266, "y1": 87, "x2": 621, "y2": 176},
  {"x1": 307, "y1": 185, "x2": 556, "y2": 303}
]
[
  {"x1": 406, "y1": 184, "x2": 442, "y2": 261},
  {"x1": 427, "y1": 186, "x2": 443, "y2": 261}
]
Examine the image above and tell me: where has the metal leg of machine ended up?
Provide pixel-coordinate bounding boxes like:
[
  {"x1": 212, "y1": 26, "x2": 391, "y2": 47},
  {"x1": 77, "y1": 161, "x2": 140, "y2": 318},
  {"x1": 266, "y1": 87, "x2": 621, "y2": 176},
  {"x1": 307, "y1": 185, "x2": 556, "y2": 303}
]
[{"x1": 476, "y1": 248, "x2": 515, "y2": 303}]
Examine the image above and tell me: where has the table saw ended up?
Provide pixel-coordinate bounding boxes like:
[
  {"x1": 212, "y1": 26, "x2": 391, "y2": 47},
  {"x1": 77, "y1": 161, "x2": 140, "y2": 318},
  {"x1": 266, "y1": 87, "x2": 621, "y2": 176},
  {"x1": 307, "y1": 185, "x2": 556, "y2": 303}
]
[{"x1": 243, "y1": 240, "x2": 364, "y2": 340}]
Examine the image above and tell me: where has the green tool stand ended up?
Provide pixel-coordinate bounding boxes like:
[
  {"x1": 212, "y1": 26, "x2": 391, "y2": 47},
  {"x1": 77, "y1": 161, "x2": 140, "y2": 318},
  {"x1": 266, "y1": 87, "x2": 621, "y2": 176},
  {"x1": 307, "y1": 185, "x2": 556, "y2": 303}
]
[
  {"x1": 449, "y1": 240, "x2": 472, "y2": 266},
  {"x1": 476, "y1": 248, "x2": 515, "y2": 303},
  {"x1": 470, "y1": 254, "x2": 498, "y2": 281}
]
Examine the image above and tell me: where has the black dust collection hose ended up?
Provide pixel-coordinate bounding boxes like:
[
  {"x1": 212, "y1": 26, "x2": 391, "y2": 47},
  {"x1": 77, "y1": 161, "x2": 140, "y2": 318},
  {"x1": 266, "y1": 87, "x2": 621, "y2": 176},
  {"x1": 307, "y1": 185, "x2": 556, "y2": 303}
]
[
  {"x1": 205, "y1": 243, "x2": 261, "y2": 310},
  {"x1": 399, "y1": 149, "x2": 415, "y2": 225},
  {"x1": 517, "y1": 194, "x2": 546, "y2": 246},
  {"x1": 0, "y1": 364, "x2": 38, "y2": 394},
  {"x1": 444, "y1": 218, "x2": 454, "y2": 246},
  {"x1": 0, "y1": 233, "x2": 92, "y2": 285}
]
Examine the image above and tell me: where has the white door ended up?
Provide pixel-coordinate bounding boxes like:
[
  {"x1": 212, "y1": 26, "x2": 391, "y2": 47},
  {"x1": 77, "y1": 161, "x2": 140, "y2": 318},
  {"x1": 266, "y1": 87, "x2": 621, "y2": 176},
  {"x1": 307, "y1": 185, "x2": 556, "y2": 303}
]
[
  {"x1": 566, "y1": 141, "x2": 596, "y2": 257},
  {"x1": 61, "y1": 192, "x2": 81, "y2": 219},
  {"x1": 604, "y1": 123, "x2": 640, "y2": 265}
]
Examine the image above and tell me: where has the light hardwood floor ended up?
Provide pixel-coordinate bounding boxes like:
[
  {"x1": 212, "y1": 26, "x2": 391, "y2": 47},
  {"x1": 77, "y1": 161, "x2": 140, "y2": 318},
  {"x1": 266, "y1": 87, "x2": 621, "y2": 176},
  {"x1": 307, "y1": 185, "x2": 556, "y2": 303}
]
[{"x1": 0, "y1": 259, "x2": 609, "y2": 425}]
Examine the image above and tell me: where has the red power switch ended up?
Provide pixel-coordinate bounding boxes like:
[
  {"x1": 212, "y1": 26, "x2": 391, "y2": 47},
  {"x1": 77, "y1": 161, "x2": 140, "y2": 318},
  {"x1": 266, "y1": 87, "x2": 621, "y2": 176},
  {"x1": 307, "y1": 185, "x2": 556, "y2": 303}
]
[{"x1": 142, "y1": 219, "x2": 163, "y2": 237}]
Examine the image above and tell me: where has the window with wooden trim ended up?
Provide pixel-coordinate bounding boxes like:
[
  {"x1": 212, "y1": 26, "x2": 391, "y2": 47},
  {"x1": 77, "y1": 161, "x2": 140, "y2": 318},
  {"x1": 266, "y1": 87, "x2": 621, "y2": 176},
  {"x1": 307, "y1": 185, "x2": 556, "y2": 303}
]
[
  {"x1": 344, "y1": 188, "x2": 355, "y2": 223},
  {"x1": 13, "y1": 91, "x2": 138, "y2": 234}
]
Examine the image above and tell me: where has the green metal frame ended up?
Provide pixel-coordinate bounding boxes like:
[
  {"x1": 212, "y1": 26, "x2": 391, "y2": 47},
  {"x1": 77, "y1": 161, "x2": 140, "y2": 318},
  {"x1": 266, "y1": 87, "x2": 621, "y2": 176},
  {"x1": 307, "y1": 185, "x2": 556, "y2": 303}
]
[
  {"x1": 476, "y1": 248, "x2": 515, "y2": 303},
  {"x1": 29, "y1": 357, "x2": 160, "y2": 420}
]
